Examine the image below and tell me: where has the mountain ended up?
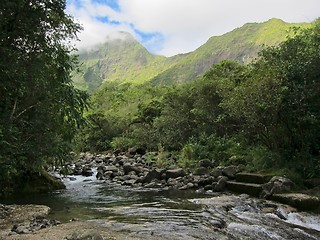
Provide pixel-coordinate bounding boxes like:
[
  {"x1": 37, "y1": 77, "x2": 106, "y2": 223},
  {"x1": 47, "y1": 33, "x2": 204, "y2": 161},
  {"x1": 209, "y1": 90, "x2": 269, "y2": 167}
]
[
  {"x1": 73, "y1": 19, "x2": 310, "y2": 91},
  {"x1": 72, "y1": 31, "x2": 185, "y2": 92},
  {"x1": 151, "y1": 19, "x2": 309, "y2": 85}
]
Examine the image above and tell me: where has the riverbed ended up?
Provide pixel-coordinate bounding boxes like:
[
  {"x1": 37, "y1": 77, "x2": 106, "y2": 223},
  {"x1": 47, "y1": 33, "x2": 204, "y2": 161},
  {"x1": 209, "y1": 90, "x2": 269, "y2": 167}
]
[{"x1": 3, "y1": 172, "x2": 320, "y2": 239}]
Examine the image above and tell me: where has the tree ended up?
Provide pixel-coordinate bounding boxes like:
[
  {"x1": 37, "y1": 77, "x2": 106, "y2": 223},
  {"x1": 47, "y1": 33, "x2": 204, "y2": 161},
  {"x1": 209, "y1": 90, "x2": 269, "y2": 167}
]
[
  {"x1": 260, "y1": 20, "x2": 320, "y2": 175},
  {"x1": 0, "y1": 0, "x2": 89, "y2": 194},
  {"x1": 221, "y1": 20, "x2": 320, "y2": 176}
]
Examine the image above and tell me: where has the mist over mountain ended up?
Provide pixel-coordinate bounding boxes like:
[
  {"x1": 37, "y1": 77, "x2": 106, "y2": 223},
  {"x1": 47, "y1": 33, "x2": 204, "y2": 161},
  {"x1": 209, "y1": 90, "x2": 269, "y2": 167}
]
[{"x1": 73, "y1": 19, "x2": 310, "y2": 92}]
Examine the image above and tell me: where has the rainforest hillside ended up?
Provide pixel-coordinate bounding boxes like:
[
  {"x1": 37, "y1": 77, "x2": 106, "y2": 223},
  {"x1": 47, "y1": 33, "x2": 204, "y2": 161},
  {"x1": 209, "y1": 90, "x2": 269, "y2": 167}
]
[{"x1": 73, "y1": 18, "x2": 310, "y2": 91}]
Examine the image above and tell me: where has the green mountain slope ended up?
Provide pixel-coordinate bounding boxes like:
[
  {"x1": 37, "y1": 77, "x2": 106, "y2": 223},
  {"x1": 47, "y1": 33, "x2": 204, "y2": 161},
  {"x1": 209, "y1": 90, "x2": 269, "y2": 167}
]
[
  {"x1": 72, "y1": 31, "x2": 186, "y2": 92},
  {"x1": 73, "y1": 19, "x2": 310, "y2": 91},
  {"x1": 151, "y1": 18, "x2": 310, "y2": 85}
]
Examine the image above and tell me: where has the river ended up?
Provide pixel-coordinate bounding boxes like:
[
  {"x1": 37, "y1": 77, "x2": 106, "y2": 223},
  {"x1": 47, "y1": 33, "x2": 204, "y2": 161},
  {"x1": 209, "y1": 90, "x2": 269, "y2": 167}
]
[{"x1": 4, "y1": 172, "x2": 320, "y2": 239}]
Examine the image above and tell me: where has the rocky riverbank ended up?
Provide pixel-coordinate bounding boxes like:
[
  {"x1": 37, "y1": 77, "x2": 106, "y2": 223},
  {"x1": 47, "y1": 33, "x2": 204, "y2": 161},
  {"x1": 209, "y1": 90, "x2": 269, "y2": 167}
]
[
  {"x1": 2, "y1": 149, "x2": 319, "y2": 239},
  {"x1": 0, "y1": 203, "x2": 141, "y2": 240},
  {"x1": 59, "y1": 149, "x2": 320, "y2": 211}
]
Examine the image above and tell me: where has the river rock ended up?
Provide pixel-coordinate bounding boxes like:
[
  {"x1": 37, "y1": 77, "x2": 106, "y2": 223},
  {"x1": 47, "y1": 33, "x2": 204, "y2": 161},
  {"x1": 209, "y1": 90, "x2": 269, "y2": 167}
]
[
  {"x1": 199, "y1": 159, "x2": 215, "y2": 168},
  {"x1": 209, "y1": 218, "x2": 226, "y2": 229},
  {"x1": 96, "y1": 170, "x2": 104, "y2": 180},
  {"x1": 210, "y1": 167, "x2": 224, "y2": 178},
  {"x1": 73, "y1": 166, "x2": 82, "y2": 175},
  {"x1": 195, "y1": 167, "x2": 210, "y2": 176},
  {"x1": 165, "y1": 168, "x2": 185, "y2": 180},
  {"x1": 222, "y1": 166, "x2": 238, "y2": 180},
  {"x1": 271, "y1": 193, "x2": 320, "y2": 211},
  {"x1": 123, "y1": 163, "x2": 142, "y2": 175},
  {"x1": 198, "y1": 176, "x2": 216, "y2": 186},
  {"x1": 214, "y1": 176, "x2": 228, "y2": 192},
  {"x1": 128, "y1": 147, "x2": 146, "y2": 156},
  {"x1": 0, "y1": 204, "x2": 10, "y2": 219},
  {"x1": 81, "y1": 167, "x2": 94, "y2": 177},
  {"x1": 142, "y1": 169, "x2": 164, "y2": 183},
  {"x1": 105, "y1": 166, "x2": 119, "y2": 172},
  {"x1": 262, "y1": 176, "x2": 295, "y2": 197}
]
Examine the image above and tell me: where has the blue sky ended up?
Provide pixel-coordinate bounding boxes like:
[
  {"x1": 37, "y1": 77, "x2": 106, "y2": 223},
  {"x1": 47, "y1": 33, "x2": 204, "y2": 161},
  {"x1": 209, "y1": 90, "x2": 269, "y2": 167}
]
[{"x1": 66, "y1": 0, "x2": 320, "y2": 56}]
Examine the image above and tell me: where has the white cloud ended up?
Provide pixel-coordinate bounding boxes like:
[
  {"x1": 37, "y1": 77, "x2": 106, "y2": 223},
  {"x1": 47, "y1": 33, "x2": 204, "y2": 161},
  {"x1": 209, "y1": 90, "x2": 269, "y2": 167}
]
[{"x1": 67, "y1": 0, "x2": 320, "y2": 56}]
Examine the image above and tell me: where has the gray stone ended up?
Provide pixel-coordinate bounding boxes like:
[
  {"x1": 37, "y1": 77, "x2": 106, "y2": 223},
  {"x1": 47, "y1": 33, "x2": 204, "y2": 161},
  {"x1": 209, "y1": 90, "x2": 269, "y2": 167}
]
[
  {"x1": 105, "y1": 166, "x2": 119, "y2": 172},
  {"x1": 198, "y1": 176, "x2": 216, "y2": 186},
  {"x1": 81, "y1": 167, "x2": 93, "y2": 177},
  {"x1": 271, "y1": 193, "x2": 320, "y2": 211},
  {"x1": 262, "y1": 176, "x2": 295, "y2": 197},
  {"x1": 165, "y1": 168, "x2": 186, "y2": 180},
  {"x1": 214, "y1": 176, "x2": 228, "y2": 192},
  {"x1": 122, "y1": 163, "x2": 139, "y2": 175},
  {"x1": 142, "y1": 169, "x2": 164, "y2": 183},
  {"x1": 222, "y1": 166, "x2": 238, "y2": 179},
  {"x1": 210, "y1": 167, "x2": 223, "y2": 178}
]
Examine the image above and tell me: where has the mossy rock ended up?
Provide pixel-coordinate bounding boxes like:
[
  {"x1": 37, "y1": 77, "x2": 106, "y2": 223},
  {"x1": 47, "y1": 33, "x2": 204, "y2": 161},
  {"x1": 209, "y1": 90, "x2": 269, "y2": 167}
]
[{"x1": 18, "y1": 171, "x2": 66, "y2": 193}]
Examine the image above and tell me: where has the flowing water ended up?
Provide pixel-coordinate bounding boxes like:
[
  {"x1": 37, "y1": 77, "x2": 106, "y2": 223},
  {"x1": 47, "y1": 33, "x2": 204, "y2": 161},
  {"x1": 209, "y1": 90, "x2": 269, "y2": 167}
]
[{"x1": 4, "y1": 173, "x2": 320, "y2": 239}]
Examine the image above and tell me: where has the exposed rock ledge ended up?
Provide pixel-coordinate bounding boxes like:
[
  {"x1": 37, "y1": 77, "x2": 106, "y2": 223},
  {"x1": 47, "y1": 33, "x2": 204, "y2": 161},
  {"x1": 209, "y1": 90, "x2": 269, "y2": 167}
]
[
  {"x1": 0, "y1": 204, "x2": 142, "y2": 240},
  {"x1": 270, "y1": 193, "x2": 320, "y2": 211}
]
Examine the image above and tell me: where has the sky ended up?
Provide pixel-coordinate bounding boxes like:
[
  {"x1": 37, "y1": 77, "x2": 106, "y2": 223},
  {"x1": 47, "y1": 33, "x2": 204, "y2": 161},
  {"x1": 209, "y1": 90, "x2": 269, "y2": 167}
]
[{"x1": 66, "y1": 0, "x2": 320, "y2": 56}]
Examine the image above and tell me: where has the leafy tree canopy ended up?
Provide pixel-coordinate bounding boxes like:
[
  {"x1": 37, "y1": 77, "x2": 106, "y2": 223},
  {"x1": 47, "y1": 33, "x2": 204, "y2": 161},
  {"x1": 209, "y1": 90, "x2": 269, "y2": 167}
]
[{"x1": 0, "y1": 0, "x2": 89, "y2": 195}]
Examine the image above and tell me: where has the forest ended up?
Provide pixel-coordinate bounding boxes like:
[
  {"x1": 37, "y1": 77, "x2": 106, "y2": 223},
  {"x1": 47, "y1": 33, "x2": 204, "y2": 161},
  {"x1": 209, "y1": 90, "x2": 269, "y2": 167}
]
[
  {"x1": 0, "y1": 0, "x2": 319, "y2": 196},
  {"x1": 78, "y1": 19, "x2": 320, "y2": 183}
]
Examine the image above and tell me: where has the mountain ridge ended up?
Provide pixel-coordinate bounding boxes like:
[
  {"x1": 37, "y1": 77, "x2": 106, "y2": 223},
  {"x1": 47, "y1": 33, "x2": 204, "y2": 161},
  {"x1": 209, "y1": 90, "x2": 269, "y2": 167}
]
[{"x1": 73, "y1": 18, "x2": 311, "y2": 91}]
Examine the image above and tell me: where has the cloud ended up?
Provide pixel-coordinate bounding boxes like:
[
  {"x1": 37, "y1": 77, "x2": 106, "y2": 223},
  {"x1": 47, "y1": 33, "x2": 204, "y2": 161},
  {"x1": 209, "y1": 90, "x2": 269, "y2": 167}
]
[{"x1": 67, "y1": 0, "x2": 320, "y2": 56}]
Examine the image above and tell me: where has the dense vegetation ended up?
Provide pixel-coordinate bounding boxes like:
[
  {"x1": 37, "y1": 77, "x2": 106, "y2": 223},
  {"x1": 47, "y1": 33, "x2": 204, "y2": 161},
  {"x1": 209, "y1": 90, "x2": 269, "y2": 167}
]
[
  {"x1": 79, "y1": 19, "x2": 320, "y2": 181},
  {"x1": 0, "y1": 0, "x2": 88, "y2": 196}
]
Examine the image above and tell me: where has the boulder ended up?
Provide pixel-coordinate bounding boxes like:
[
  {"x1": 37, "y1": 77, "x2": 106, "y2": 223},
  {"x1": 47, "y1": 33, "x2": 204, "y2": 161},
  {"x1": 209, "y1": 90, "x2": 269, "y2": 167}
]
[
  {"x1": 73, "y1": 167, "x2": 82, "y2": 175},
  {"x1": 210, "y1": 167, "x2": 223, "y2": 178},
  {"x1": 199, "y1": 159, "x2": 215, "y2": 168},
  {"x1": 96, "y1": 170, "x2": 104, "y2": 180},
  {"x1": 165, "y1": 168, "x2": 186, "y2": 180},
  {"x1": 262, "y1": 176, "x2": 295, "y2": 198},
  {"x1": 195, "y1": 167, "x2": 210, "y2": 176},
  {"x1": 222, "y1": 166, "x2": 238, "y2": 180},
  {"x1": 122, "y1": 163, "x2": 142, "y2": 175},
  {"x1": 214, "y1": 176, "x2": 228, "y2": 192},
  {"x1": 198, "y1": 176, "x2": 216, "y2": 186},
  {"x1": 142, "y1": 169, "x2": 164, "y2": 183},
  {"x1": 81, "y1": 167, "x2": 94, "y2": 177},
  {"x1": 105, "y1": 166, "x2": 119, "y2": 172}
]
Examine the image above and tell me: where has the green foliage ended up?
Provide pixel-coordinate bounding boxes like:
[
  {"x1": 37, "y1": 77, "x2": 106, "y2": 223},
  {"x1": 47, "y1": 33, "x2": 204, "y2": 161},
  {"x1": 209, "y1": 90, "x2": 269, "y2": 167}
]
[
  {"x1": 179, "y1": 134, "x2": 247, "y2": 168},
  {"x1": 0, "y1": 0, "x2": 88, "y2": 195},
  {"x1": 76, "y1": 113, "x2": 123, "y2": 152},
  {"x1": 219, "y1": 19, "x2": 320, "y2": 177}
]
